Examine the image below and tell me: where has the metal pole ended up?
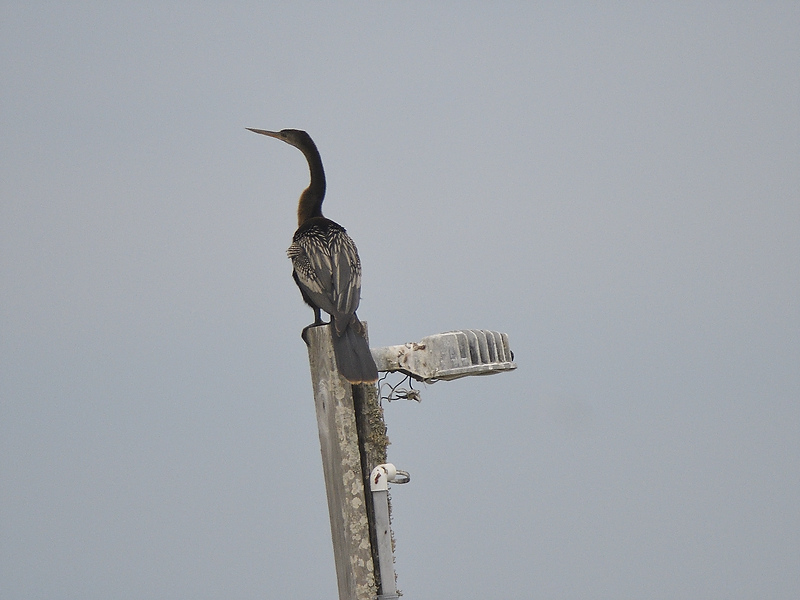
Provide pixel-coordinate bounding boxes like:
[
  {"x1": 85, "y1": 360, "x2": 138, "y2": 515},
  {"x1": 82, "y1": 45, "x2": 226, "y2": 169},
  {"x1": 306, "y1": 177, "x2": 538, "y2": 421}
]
[{"x1": 369, "y1": 464, "x2": 409, "y2": 600}]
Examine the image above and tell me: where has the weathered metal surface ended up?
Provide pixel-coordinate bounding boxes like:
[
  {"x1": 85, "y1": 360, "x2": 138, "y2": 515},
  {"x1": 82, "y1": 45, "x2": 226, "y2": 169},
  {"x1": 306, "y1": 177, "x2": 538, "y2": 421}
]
[
  {"x1": 371, "y1": 329, "x2": 517, "y2": 382},
  {"x1": 369, "y1": 465, "x2": 409, "y2": 600}
]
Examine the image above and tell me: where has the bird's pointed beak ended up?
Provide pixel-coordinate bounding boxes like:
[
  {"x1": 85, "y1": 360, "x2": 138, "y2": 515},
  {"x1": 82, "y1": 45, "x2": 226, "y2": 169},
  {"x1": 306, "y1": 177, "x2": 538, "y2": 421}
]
[{"x1": 246, "y1": 128, "x2": 282, "y2": 139}]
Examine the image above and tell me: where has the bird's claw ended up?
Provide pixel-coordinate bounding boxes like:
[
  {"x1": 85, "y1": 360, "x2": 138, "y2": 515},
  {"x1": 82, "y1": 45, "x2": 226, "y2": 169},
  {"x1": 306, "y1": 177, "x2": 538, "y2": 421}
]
[{"x1": 301, "y1": 321, "x2": 328, "y2": 345}]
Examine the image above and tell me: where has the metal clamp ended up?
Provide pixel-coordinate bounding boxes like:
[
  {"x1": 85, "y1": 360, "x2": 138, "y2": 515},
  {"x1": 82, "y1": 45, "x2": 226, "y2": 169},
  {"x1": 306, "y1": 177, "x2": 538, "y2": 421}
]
[{"x1": 370, "y1": 463, "x2": 410, "y2": 492}]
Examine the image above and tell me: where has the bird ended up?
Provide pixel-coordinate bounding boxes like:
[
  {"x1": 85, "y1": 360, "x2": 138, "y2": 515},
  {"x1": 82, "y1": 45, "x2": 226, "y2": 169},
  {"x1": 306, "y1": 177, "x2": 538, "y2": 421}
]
[{"x1": 248, "y1": 127, "x2": 379, "y2": 384}]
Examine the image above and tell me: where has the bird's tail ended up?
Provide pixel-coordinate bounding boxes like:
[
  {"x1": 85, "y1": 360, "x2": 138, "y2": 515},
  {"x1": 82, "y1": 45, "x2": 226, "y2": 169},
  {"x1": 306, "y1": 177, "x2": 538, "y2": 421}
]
[{"x1": 331, "y1": 320, "x2": 379, "y2": 384}]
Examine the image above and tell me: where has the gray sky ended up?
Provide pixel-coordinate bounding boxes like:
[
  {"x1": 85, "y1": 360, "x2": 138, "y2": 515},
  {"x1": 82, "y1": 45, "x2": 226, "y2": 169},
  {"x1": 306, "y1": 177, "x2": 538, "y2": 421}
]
[{"x1": 2, "y1": 3, "x2": 798, "y2": 598}]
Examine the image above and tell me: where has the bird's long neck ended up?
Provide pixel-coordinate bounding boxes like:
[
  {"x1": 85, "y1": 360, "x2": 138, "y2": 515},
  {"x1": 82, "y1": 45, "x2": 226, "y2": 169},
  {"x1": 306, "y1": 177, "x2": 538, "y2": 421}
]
[{"x1": 297, "y1": 142, "x2": 326, "y2": 226}]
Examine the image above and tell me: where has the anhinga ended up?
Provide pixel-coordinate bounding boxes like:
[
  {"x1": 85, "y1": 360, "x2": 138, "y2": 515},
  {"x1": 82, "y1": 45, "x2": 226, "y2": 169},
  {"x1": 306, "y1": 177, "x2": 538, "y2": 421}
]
[{"x1": 248, "y1": 128, "x2": 379, "y2": 384}]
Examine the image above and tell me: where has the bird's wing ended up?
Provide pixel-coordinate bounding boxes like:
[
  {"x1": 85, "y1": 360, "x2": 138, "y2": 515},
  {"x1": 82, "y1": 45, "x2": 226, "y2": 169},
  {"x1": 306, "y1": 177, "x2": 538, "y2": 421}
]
[
  {"x1": 288, "y1": 224, "x2": 362, "y2": 320},
  {"x1": 329, "y1": 230, "x2": 362, "y2": 317}
]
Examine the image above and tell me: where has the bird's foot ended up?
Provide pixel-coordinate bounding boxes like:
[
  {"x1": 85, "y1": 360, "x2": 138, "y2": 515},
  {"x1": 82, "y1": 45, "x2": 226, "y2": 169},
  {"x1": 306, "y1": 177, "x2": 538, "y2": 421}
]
[{"x1": 301, "y1": 320, "x2": 329, "y2": 345}]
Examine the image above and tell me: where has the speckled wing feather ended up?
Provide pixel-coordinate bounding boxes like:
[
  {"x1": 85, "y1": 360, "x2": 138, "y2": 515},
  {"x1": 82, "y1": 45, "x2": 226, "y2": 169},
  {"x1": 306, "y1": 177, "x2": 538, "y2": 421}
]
[{"x1": 287, "y1": 218, "x2": 362, "y2": 332}]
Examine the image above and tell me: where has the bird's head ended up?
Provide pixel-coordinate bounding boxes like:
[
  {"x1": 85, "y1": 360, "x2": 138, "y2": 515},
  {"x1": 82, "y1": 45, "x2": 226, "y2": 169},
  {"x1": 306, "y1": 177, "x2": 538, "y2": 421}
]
[{"x1": 247, "y1": 128, "x2": 315, "y2": 152}]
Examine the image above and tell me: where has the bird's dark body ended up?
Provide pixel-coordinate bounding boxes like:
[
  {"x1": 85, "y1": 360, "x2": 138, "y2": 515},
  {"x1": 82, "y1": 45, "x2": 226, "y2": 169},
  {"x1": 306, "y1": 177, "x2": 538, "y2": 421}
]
[
  {"x1": 287, "y1": 217, "x2": 361, "y2": 333},
  {"x1": 249, "y1": 127, "x2": 378, "y2": 384}
]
